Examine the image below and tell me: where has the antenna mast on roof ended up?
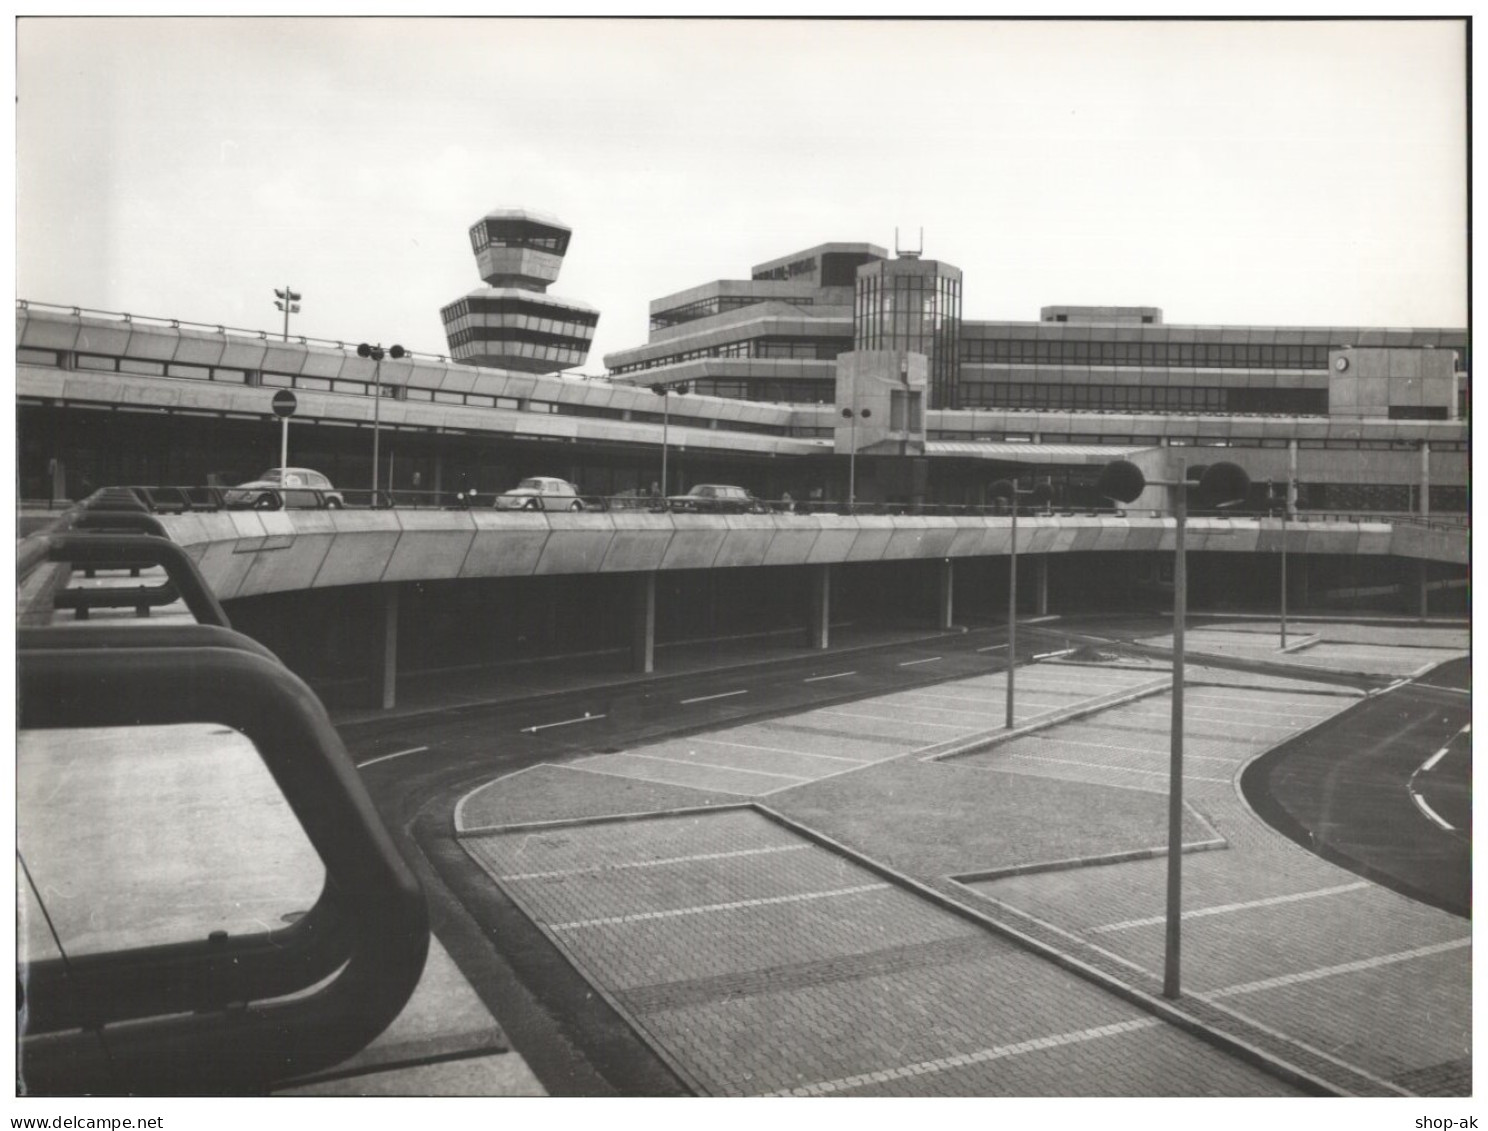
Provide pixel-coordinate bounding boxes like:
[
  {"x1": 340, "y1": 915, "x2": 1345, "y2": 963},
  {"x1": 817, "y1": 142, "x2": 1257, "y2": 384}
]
[{"x1": 895, "y1": 227, "x2": 923, "y2": 260}]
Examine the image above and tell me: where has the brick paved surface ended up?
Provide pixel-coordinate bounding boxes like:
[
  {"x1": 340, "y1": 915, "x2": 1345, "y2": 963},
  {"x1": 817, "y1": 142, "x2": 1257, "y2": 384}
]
[
  {"x1": 452, "y1": 628, "x2": 1469, "y2": 1096},
  {"x1": 461, "y1": 808, "x2": 1300, "y2": 1097}
]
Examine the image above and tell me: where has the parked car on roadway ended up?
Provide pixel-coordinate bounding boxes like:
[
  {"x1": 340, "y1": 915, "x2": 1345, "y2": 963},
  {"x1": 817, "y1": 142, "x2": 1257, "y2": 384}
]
[
  {"x1": 666, "y1": 484, "x2": 767, "y2": 514},
  {"x1": 224, "y1": 468, "x2": 344, "y2": 509},
  {"x1": 495, "y1": 476, "x2": 586, "y2": 511}
]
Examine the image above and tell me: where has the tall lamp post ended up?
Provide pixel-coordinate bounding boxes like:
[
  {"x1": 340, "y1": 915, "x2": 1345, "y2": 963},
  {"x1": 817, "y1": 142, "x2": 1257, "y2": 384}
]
[
  {"x1": 358, "y1": 342, "x2": 405, "y2": 497},
  {"x1": 1267, "y1": 478, "x2": 1296, "y2": 648},
  {"x1": 274, "y1": 287, "x2": 302, "y2": 342},
  {"x1": 649, "y1": 381, "x2": 689, "y2": 499},
  {"x1": 842, "y1": 405, "x2": 872, "y2": 513},
  {"x1": 989, "y1": 478, "x2": 1053, "y2": 728},
  {"x1": 1095, "y1": 458, "x2": 1250, "y2": 1000}
]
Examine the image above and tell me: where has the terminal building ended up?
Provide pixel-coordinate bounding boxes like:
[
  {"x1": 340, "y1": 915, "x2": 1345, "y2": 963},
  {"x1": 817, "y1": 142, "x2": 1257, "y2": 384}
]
[{"x1": 18, "y1": 218, "x2": 1468, "y2": 519}]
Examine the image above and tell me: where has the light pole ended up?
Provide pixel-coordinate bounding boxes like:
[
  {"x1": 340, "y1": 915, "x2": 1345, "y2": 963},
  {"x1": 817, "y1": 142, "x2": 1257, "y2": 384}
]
[
  {"x1": 650, "y1": 381, "x2": 689, "y2": 499},
  {"x1": 358, "y1": 342, "x2": 405, "y2": 496},
  {"x1": 842, "y1": 405, "x2": 872, "y2": 512},
  {"x1": 990, "y1": 478, "x2": 1053, "y2": 728},
  {"x1": 1096, "y1": 458, "x2": 1250, "y2": 1000},
  {"x1": 1268, "y1": 479, "x2": 1295, "y2": 648},
  {"x1": 274, "y1": 287, "x2": 302, "y2": 342}
]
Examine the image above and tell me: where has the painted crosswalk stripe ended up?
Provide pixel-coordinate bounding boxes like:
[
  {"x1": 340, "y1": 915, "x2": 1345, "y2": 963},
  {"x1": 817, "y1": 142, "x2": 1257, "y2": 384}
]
[
  {"x1": 549, "y1": 883, "x2": 889, "y2": 931},
  {"x1": 763, "y1": 1017, "x2": 1160, "y2": 1096},
  {"x1": 1203, "y1": 938, "x2": 1471, "y2": 999},
  {"x1": 606, "y1": 751, "x2": 809, "y2": 781},
  {"x1": 1090, "y1": 882, "x2": 1370, "y2": 933}
]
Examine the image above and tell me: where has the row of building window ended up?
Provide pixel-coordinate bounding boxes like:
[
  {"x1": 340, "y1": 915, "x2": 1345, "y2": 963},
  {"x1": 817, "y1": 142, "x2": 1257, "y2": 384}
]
[
  {"x1": 928, "y1": 431, "x2": 1466, "y2": 452},
  {"x1": 442, "y1": 296, "x2": 597, "y2": 330},
  {"x1": 609, "y1": 338, "x2": 846, "y2": 375},
  {"x1": 961, "y1": 382, "x2": 1330, "y2": 416},
  {"x1": 961, "y1": 338, "x2": 1467, "y2": 370},
  {"x1": 1298, "y1": 483, "x2": 1468, "y2": 512},
  {"x1": 467, "y1": 220, "x2": 570, "y2": 257},
  {"x1": 689, "y1": 379, "x2": 833, "y2": 404},
  {"x1": 650, "y1": 295, "x2": 811, "y2": 331}
]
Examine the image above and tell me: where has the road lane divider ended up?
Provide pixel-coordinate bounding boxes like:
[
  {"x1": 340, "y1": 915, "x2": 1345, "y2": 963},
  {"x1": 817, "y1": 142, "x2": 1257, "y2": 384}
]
[
  {"x1": 803, "y1": 671, "x2": 857, "y2": 683},
  {"x1": 680, "y1": 689, "x2": 749, "y2": 705},
  {"x1": 898, "y1": 656, "x2": 942, "y2": 667},
  {"x1": 520, "y1": 713, "x2": 606, "y2": 733},
  {"x1": 356, "y1": 745, "x2": 430, "y2": 768}
]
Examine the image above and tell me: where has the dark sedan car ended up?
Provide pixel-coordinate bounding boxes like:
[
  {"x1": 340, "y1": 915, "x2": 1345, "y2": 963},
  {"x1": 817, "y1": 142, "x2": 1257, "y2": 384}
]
[{"x1": 666, "y1": 484, "x2": 767, "y2": 514}]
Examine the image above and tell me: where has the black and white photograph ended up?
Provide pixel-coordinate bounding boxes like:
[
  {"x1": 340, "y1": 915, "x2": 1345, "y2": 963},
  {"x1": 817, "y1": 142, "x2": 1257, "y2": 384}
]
[{"x1": 12, "y1": 13, "x2": 1471, "y2": 1123}]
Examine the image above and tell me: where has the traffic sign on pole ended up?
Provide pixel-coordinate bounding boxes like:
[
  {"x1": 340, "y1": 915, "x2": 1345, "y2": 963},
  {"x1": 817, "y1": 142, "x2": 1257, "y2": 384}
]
[
  {"x1": 272, "y1": 390, "x2": 298, "y2": 418},
  {"x1": 272, "y1": 390, "x2": 298, "y2": 486}
]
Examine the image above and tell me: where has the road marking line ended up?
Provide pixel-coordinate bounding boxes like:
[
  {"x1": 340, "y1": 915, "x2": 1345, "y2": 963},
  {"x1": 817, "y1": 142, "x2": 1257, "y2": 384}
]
[
  {"x1": 1415, "y1": 683, "x2": 1469, "y2": 695},
  {"x1": 764, "y1": 1018, "x2": 1160, "y2": 1097},
  {"x1": 899, "y1": 656, "x2": 943, "y2": 667},
  {"x1": 605, "y1": 751, "x2": 810, "y2": 781},
  {"x1": 1419, "y1": 746, "x2": 1451, "y2": 773},
  {"x1": 356, "y1": 745, "x2": 430, "y2": 768},
  {"x1": 816, "y1": 709, "x2": 967, "y2": 729},
  {"x1": 680, "y1": 689, "x2": 748, "y2": 705},
  {"x1": 1090, "y1": 882, "x2": 1370, "y2": 933},
  {"x1": 498, "y1": 843, "x2": 809, "y2": 881},
  {"x1": 1204, "y1": 938, "x2": 1471, "y2": 999},
  {"x1": 520, "y1": 714, "x2": 605, "y2": 733},
  {"x1": 693, "y1": 737, "x2": 867, "y2": 764},
  {"x1": 976, "y1": 643, "x2": 1008, "y2": 652},
  {"x1": 997, "y1": 751, "x2": 1232, "y2": 784},
  {"x1": 803, "y1": 671, "x2": 857, "y2": 683},
  {"x1": 1027, "y1": 734, "x2": 1236, "y2": 764},
  {"x1": 1410, "y1": 790, "x2": 1454, "y2": 831},
  {"x1": 549, "y1": 883, "x2": 889, "y2": 931}
]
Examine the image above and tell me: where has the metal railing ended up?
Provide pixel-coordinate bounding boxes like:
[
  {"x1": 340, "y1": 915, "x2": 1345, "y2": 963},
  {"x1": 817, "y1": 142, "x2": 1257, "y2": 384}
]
[{"x1": 17, "y1": 496, "x2": 430, "y2": 1093}]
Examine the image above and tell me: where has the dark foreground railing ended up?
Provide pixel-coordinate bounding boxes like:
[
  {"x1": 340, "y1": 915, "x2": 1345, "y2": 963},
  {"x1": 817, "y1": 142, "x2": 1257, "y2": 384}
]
[{"x1": 17, "y1": 496, "x2": 430, "y2": 1094}]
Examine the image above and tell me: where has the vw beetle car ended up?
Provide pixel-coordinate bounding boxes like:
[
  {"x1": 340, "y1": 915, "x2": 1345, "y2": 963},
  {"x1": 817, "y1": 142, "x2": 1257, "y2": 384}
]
[{"x1": 494, "y1": 476, "x2": 586, "y2": 511}]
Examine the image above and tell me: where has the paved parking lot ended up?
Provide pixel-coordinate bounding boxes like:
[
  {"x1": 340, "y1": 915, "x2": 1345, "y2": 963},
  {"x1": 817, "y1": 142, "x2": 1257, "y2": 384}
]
[
  {"x1": 1138, "y1": 623, "x2": 1467, "y2": 679},
  {"x1": 557, "y1": 664, "x2": 1165, "y2": 797},
  {"x1": 461, "y1": 807, "x2": 1300, "y2": 1097},
  {"x1": 455, "y1": 625, "x2": 1470, "y2": 1096}
]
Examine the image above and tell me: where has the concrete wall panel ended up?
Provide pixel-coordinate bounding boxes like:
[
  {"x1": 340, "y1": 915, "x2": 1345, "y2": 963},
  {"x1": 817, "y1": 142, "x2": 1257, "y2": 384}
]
[
  {"x1": 235, "y1": 532, "x2": 336, "y2": 597},
  {"x1": 761, "y1": 522, "x2": 822, "y2": 566},
  {"x1": 844, "y1": 518, "x2": 895, "y2": 562},
  {"x1": 713, "y1": 517, "x2": 778, "y2": 569},
  {"x1": 659, "y1": 521, "x2": 728, "y2": 570},
  {"x1": 806, "y1": 519, "x2": 865, "y2": 563},
  {"x1": 312, "y1": 523, "x2": 402, "y2": 588},
  {"x1": 535, "y1": 530, "x2": 617, "y2": 575},
  {"x1": 461, "y1": 513, "x2": 551, "y2": 578},
  {"x1": 598, "y1": 518, "x2": 675, "y2": 573},
  {"x1": 383, "y1": 511, "x2": 477, "y2": 581}
]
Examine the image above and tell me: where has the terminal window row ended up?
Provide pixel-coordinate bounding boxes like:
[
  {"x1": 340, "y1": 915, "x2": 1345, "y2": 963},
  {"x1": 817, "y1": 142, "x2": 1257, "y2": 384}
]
[
  {"x1": 960, "y1": 338, "x2": 1468, "y2": 370},
  {"x1": 650, "y1": 295, "x2": 812, "y2": 331},
  {"x1": 609, "y1": 337, "x2": 848, "y2": 374},
  {"x1": 961, "y1": 381, "x2": 1330, "y2": 415},
  {"x1": 442, "y1": 295, "x2": 599, "y2": 330}
]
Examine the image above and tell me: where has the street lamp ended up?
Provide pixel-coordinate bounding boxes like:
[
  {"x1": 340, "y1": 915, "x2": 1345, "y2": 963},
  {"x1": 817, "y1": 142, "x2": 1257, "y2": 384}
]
[
  {"x1": 989, "y1": 478, "x2": 1052, "y2": 729},
  {"x1": 1266, "y1": 478, "x2": 1296, "y2": 648},
  {"x1": 274, "y1": 287, "x2": 302, "y2": 342},
  {"x1": 358, "y1": 342, "x2": 405, "y2": 497},
  {"x1": 841, "y1": 405, "x2": 872, "y2": 512},
  {"x1": 1095, "y1": 457, "x2": 1250, "y2": 1000},
  {"x1": 649, "y1": 381, "x2": 689, "y2": 499}
]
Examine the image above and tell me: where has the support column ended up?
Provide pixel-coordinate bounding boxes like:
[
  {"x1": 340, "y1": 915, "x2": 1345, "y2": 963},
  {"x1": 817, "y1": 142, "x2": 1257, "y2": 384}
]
[
  {"x1": 1035, "y1": 554, "x2": 1049, "y2": 617},
  {"x1": 808, "y1": 564, "x2": 830, "y2": 650},
  {"x1": 632, "y1": 571, "x2": 656, "y2": 673},
  {"x1": 1420, "y1": 440, "x2": 1431, "y2": 518},
  {"x1": 1418, "y1": 560, "x2": 1430, "y2": 619},
  {"x1": 937, "y1": 559, "x2": 954, "y2": 629},
  {"x1": 380, "y1": 583, "x2": 399, "y2": 711}
]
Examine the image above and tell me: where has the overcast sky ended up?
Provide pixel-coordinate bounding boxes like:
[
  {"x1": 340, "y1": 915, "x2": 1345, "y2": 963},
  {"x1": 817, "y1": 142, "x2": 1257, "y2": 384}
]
[{"x1": 16, "y1": 17, "x2": 1468, "y2": 373}]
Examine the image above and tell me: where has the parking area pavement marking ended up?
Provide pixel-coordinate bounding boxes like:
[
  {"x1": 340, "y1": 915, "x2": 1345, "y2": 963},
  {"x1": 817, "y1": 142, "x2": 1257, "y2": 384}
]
[
  {"x1": 693, "y1": 737, "x2": 868, "y2": 764},
  {"x1": 612, "y1": 751, "x2": 811, "y2": 783},
  {"x1": 815, "y1": 708, "x2": 970, "y2": 730},
  {"x1": 680, "y1": 689, "x2": 749, "y2": 705},
  {"x1": 1089, "y1": 882, "x2": 1371, "y2": 933},
  {"x1": 1027, "y1": 734, "x2": 1237, "y2": 765},
  {"x1": 1202, "y1": 938, "x2": 1471, "y2": 1001},
  {"x1": 993, "y1": 750, "x2": 1233, "y2": 785},
  {"x1": 498, "y1": 843, "x2": 811, "y2": 882},
  {"x1": 556, "y1": 758, "x2": 758, "y2": 795},
  {"x1": 548, "y1": 882, "x2": 891, "y2": 931},
  {"x1": 764, "y1": 1018, "x2": 1162, "y2": 1097},
  {"x1": 803, "y1": 671, "x2": 856, "y2": 683}
]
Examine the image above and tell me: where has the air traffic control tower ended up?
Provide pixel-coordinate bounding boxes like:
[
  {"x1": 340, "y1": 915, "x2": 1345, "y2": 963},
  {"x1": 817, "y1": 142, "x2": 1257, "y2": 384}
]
[{"x1": 439, "y1": 208, "x2": 599, "y2": 373}]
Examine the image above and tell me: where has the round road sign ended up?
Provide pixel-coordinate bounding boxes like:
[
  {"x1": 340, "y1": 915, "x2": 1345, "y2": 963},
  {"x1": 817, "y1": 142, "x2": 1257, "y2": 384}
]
[{"x1": 271, "y1": 390, "x2": 298, "y2": 418}]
